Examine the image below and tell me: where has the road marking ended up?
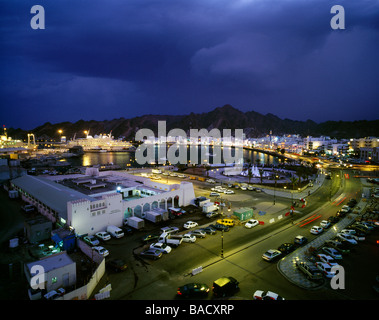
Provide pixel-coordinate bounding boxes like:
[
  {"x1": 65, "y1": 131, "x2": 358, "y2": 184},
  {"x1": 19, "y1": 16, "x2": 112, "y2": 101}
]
[{"x1": 299, "y1": 215, "x2": 322, "y2": 227}]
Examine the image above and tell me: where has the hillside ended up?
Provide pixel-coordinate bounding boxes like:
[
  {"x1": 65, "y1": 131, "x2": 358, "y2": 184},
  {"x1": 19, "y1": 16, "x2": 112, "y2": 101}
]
[{"x1": 6, "y1": 105, "x2": 379, "y2": 140}]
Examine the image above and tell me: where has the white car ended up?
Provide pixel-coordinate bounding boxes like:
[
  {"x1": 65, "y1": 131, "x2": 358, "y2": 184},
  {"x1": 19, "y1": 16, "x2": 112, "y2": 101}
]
[
  {"x1": 315, "y1": 262, "x2": 336, "y2": 278},
  {"x1": 150, "y1": 242, "x2": 172, "y2": 253},
  {"x1": 340, "y1": 229, "x2": 365, "y2": 241},
  {"x1": 322, "y1": 247, "x2": 343, "y2": 260},
  {"x1": 181, "y1": 233, "x2": 196, "y2": 243},
  {"x1": 253, "y1": 290, "x2": 285, "y2": 300},
  {"x1": 320, "y1": 220, "x2": 331, "y2": 229},
  {"x1": 340, "y1": 205, "x2": 351, "y2": 213},
  {"x1": 240, "y1": 186, "x2": 247, "y2": 191},
  {"x1": 177, "y1": 174, "x2": 186, "y2": 178},
  {"x1": 210, "y1": 192, "x2": 220, "y2": 197},
  {"x1": 316, "y1": 254, "x2": 340, "y2": 267},
  {"x1": 224, "y1": 190, "x2": 234, "y2": 194},
  {"x1": 245, "y1": 219, "x2": 259, "y2": 229},
  {"x1": 337, "y1": 233, "x2": 358, "y2": 244},
  {"x1": 206, "y1": 179, "x2": 216, "y2": 183},
  {"x1": 310, "y1": 226, "x2": 323, "y2": 235},
  {"x1": 183, "y1": 221, "x2": 198, "y2": 229},
  {"x1": 95, "y1": 231, "x2": 111, "y2": 241},
  {"x1": 93, "y1": 246, "x2": 109, "y2": 257},
  {"x1": 262, "y1": 249, "x2": 282, "y2": 262}
]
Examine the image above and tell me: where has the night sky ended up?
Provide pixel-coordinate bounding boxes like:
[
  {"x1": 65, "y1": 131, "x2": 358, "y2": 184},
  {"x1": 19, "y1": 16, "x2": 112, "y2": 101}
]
[{"x1": 1, "y1": 0, "x2": 378, "y2": 130}]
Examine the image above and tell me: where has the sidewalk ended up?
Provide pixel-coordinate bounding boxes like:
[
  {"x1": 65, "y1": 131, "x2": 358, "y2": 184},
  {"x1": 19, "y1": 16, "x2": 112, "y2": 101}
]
[{"x1": 277, "y1": 200, "x2": 368, "y2": 290}]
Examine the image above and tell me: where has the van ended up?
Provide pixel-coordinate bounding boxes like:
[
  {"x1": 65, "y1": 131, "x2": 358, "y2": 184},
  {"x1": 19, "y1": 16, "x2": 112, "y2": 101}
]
[
  {"x1": 216, "y1": 218, "x2": 235, "y2": 227},
  {"x1": 106, "y1": 225, "x2": 124, "y2": 238},
  {"x1": 212, "y1": 276, "x2": 239, "y2": 298}
]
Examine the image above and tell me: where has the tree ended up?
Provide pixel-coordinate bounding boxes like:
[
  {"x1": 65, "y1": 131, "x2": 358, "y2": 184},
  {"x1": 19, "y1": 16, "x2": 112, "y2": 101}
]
[
  {"x1": 290, "y1": 176, "x2": 299, "y2": 190},
  {"x1": 259, "y1": 169, "x2": 265, "y2": 185}
]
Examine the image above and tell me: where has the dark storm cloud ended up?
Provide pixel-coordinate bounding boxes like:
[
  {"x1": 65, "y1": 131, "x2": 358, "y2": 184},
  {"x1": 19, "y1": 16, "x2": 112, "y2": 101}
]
[{"x1": 0, "y1": 0, "x2": 378, "y2": 129}]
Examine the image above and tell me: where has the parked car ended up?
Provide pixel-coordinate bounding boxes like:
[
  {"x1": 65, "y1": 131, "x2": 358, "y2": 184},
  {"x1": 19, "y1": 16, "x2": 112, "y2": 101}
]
[
  {"x1": 295, "y1": 260, "x2": 323, "y2": 280},
  {"x1": 206, "y1": 211, "x2": 220, "y2": 218},
  {"x1": 324, "y1": 240, "x2": 350, "y2": 254},
  {"x1": 310, "y1": 226, "x2": 323, "y2": 235},
  {"x1": 149, "y1": 242, "x2": 172, "y2": 253},
  {"x1": 336, "y1": 210, "x2": 347, "y2": 218},
  {"x1": 95, "y1": 231, "x2": 111, "y2": 241},
  {"x1": 262, "y1": 249, "x2": 282, "y2": 262},
  {"x1": 160, "y1": 226, "x2": 180, "y2": 234},
  {"x1": 22, "y1": 204, "x2": 35, "y2": 212},
  {"x1": 253, "y1": 290, "x2": 285, "y2": 300},
  {"x1": 245, "y1": 219, "x2": 259, "y2": 229},
  {"x1": 184, "y1": 221, "x2": 198, "y2": 229},
  {"x1": 83, "y1": 235, "x2": 100, "y2": 247},
  {"x1": 189, "y1": 229, "x2": 206, "y2": 238},
  {"x1": 347, "y1": 198, "x2": 357, "y2": 207},
  {"x1": 181, "y1": 233, "x2": 196, "y2": 243},
  {"x1": 294, "y1": 235, "x2": 308, "y2": 246},
  {"x1": 200, "y1": 226, "x2": 217, "y2": 235},
  {"x1": 315, "y1": 262, "x2": 336, "y2": 278},
  {"x1": 316, "y1": 254, "x2": 340, "y2": 267},
  {"x1": 321, "y1": 247, "x2": 343, "y2": 260},
  {"x1": 223, "y1": 189, "x2": 234, "y2": 194},
  {"x1": 177, "y1": 283, "x2": 210, "y2": 298},
  {"x1": 337, "y1": 233, "x2": 358, "y2": 245},
  {"x1": 355, "y1": 222, "x2": 375, "y2": 231},
  {"x1": 141, "y1": 234, "x2": 160, "y2": 243},
  {"x1": 139, "y1": 249, "x2": 163, "y2": 260},
  {"x1": 210, "y1": 192, "x2": 220, "y2": 197},
  {"x1": 320, "y1": 220, "x2": 331, "y2": 229},
  {"x1": 340, "y1": 205, "x2": 351, "y2": 213},
  {"x1": 327, "y1": 216, "x2": 340, "y2": 224},
  {"x1": 106, "y1": 259, "x2": 128, "y2": 272},
  {"x1": 93, "y1": 246, "x2": 109, "y2": 257},
  {"x1": 340, "y1": 229, "x2": 365, "y2": 241},
  {"x1": 277, "y1": 243, "x2": 295, "y2": 254},
  {"x1": 209, "y1": 223, "x2": 230, "y2": 232}
]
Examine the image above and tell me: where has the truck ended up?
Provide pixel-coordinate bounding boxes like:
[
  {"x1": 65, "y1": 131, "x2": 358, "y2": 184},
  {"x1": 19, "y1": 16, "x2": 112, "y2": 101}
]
[
  {"x1": 212, "y1": 276, "x2": 239, "y2": 298},
  {"x1": 158, "y1": 232, "x2": 182, "y2": 248},
  {"x1": 143, "y1": 211, "x2": 163, "y2": 223},
  {"x1": 126, "y1": 216, "x2": 145, "y2": 230},
  {"x1": 194, "y1": 196, "x2": 210, "y2": 207},
  {"x1": 106, "y1": 225, "x2": 124, "y2": 238},
  {"x1": 202, "y1": 202, "x2": 218, "y2": 213},
  {"x1": 168, "y1": 207, "x2": 186, "y2": 218}
]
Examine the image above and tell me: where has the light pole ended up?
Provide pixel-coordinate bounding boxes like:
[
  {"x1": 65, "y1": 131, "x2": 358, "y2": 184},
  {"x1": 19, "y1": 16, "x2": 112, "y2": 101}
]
[
  {"x1": 273, "y1": 173, "x2": 279, "y2": 205},
  {"x1": 221, "y1": 229, "x2": 224, "y2": 259}
]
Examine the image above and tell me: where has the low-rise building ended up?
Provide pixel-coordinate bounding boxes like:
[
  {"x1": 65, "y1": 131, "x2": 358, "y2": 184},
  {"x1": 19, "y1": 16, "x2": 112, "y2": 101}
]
[{"x1": 11, "y1": 168, "x2": 195, "y2": 236}]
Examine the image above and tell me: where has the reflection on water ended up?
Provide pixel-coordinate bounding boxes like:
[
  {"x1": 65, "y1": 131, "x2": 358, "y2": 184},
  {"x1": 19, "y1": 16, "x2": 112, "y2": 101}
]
[{"x1": 69, "y1": 148, "x2": 279, "y2": 169}]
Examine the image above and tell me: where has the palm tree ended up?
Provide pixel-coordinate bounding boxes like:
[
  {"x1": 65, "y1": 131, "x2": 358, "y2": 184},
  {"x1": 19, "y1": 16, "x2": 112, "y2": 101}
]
[
  {"x1": 259, "y1": 168, "x2": 265, "y2": 185},
  {"x1": 289, "y1": 176, "x2": 299, "y2": 190}
]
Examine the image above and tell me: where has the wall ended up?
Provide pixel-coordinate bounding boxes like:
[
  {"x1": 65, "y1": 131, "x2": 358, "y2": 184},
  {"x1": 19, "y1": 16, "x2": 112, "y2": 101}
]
[{"x1": 67, "y1": 193, "x2": 123, "y2": 236}]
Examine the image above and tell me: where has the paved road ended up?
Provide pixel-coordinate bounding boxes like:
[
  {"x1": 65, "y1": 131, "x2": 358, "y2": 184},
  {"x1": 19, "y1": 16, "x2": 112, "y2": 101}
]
[{"x1": 95, "y1": 169, "x2": 379, "y2": 301}]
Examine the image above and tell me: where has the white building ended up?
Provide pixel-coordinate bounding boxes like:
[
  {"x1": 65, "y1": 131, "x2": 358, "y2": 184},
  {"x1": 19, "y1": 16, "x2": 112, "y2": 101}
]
[
  {"x1": 24, "y1": 251, "x2": 76, "y2": 293},
  {"x1": 11, "y1": 169, "x2": 196, "y2": 236}
]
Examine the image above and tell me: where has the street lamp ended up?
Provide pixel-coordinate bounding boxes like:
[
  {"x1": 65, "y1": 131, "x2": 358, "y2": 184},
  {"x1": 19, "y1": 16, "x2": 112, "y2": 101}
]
[{"x1": 221, "y1": 229, "x2": 224, "y2": 259}]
